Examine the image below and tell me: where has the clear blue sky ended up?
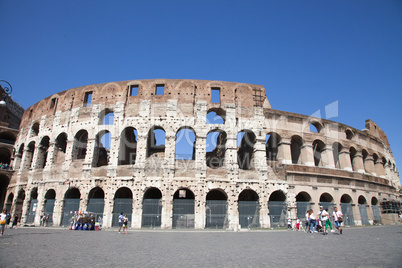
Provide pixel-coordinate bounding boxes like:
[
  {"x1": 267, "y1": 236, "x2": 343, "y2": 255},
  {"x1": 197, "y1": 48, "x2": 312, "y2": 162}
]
[{"x1": 1, "y1": 1, "x2": 401, "y2": 177}]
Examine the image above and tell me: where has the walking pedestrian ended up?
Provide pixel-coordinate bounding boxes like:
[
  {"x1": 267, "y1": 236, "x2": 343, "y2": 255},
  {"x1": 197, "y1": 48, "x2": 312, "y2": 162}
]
[
  {"x1": 332, "y1": 207, "x2": 343, "y2": 235},
  {"x1": 309, "y1": 209, "x2": 317, "y2": 233},
  {"x1": 123, "y1": 214, "x2": 128, "y2": 235},
  {"x1": 287, "y1": 218, "x2": 292, "y2": 230},
  {"x1": 0, "y1": 209, "x2": 7, "y2": 236},
  {"x1": 319, "y1": 206, "x2": 333, "y2": 234},
  {"x1": 118, "y1": 212, "x2": 124, "y2": 234},
  {"x1": 304, "y1": 210, "x2": 310, "y2": 233}
]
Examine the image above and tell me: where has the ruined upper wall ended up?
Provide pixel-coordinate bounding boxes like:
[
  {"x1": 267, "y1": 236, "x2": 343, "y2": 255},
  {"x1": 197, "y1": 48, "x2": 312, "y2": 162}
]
[{"x1": 20, "y1": 79, "x2": 270, "y2": 128}]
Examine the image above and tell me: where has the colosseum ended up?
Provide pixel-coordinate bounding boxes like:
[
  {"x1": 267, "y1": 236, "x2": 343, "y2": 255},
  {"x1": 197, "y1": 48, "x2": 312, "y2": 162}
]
[{"x1": 3, "y1": 79, "x2": 401, "y2": 229}]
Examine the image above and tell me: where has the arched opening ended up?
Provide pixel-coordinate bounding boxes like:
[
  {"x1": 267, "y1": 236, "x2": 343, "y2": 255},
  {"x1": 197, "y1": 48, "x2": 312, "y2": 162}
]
[
  {"x1": 333, "y1": 142, "x2": 342, "y2": 169},
  {"x1": 5, "y1": 193, "x2": 14, "y2": 213},
  {"x1": 296, "y1": 191, "x2": 311, "y2": 222},
  {"x1": 26, "y1": 188, "x2": 38, "y2": 223},
  {"x1": 31, "y1": 122, "x2": 39, "y2": 137},
  {"x1": 44, "y1": 189, "x2": 56, "y2": 225},
  {"x1": 345, "y1": 129, "x2": 354, "y2": 140},
  {"x1": 72, "y1": 130, "x2": 88, "y2": 160},
  {"x1": 371, "y1": 197, "x2": 381, "y2": 224},
  {"x1": 175, "y1": 127, "x2": 196, "y2": 160},
  {"x1": 146, "y1": 126, "x2": 166, "y2": 158},
  {"x1": 237, "y1": 130, "x2": 256, "y2": 170},
  {"x1": 362, "y1": 149, "x2": 369, "y2": 173},
  {"x1": 0, "y1": 131, "x2": 16, "y2": 145},
  {"x1": 113, "y1": 187, "x2": 133, "y2": 227},
  {"x1": 238, "y1": 189, "x2": 260, "y2": 229},
  {"x1": 118, "y1": 127, "x2": 138, "y2": 165},
  {"x1": 313, "y1": 140, "x2": 325, "y2": 167},
  {"x1": 206, "y1": 189, "x2": 228, "y2": 229},
  {"x1": 319, "y1": 193, "x2": 335, "y2": 219},
  {"x1": 0, "y1": 148, "x2": 11, "y2": 167},
  {"x1": 309, "y1": 121, "x2": 322, "y2": 133},
  {"x1": 268, "y1": 190, "x2": 287, "y2": 228},
  {"x1": 87, "y1": 187, "x2": 105, "y2": 219},
  {"x1": 350, "y1": 147, "x2": 357, "y2": 171},
  {"x1": 340, "y1": 194, "x2": 355, "y2": 226},
  {"x1": 54, "y1": 133, "x2": 67, "y2": 165},
  {"x1": 0, "y1": 174, "x2": 9, "y2": 210},
  {"x1": 25, "y1": 142, "x2": 35, "y2": 169},
  {"x1": 358, "y1": 195, "x2": 369, "y2": 225},
  {"x1": 172, "y1": 188, "x2": 195, "y2": 229},
  {"x1": 266, "y1": 133, "x2": 281, "y2": 161},
  {"x1": 93, "y1": 130, "x2": 111, "y2": 167},
  {"x1": 206, "y1": 108, "x2": 225, "y2": 124},
  {"x1": 15, "y1": 189, "x2": 25, "y2": 222},
  {"x1": 100, "y1": 109, "x2": 114, "y2": 125},
  {"x1": 291, "y1": 136, "x2": 303, "y2": 164},
  {"x1": 206, "y1": 130, "x2": 226, "y2": 168},
  {"x1": 37, "y1": 136, "x2": 50, "y2": 169},
  {"x1": 142, "y1": 187, "x2": 162, "y2": 228},
  {"x1": 61, "y1": 188, "x2": 80, "y2": 226}
]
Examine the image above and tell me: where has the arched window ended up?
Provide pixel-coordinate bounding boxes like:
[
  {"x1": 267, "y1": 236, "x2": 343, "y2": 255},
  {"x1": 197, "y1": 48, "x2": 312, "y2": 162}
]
[
  {"x1": 332, "y1": 142, "x2": 342, "y2": 169},
  {"x1": 206, "y1": 130, "x2": 226, "y2": 168},
  {"x1": 349, "y1": 147, "x2": 357, "y2": 171},
  {"x1": 37, "y1": 136, "x2": 50, "y2": 169},
  {"x1": 118, "y1": 127, "x2": 138, "y2": 165},
  {"x1": 175, "y1": 127, "x2": 196, "y2": 160},
  {"x1": 31, "y1": 122, "x2": 39, "y2": 137},
  {"x1": 146, "y1": 126, "x2": 165, "y2": 157},
  {"x1": 266, "y1": 133, "x2": 281, "y2": 161},
  {"x1": 237, "y1": 130, "x2": 256, "y2": 170},
  {"x1": 99, "y1": 109, "x2": 114, "y2": 125},
  {"x1": 206, "y1": 108, "x2": 225, "y2": 124},
  {"x1": 25, "y1": 142, "x2": 35, "y2": 169},
  {"x1": 54, "y1": 133, "x2": 67, "y2": 165},
  {"x1": 72, "y1": 130, "x2": 88, "y2": 160},
  {"x1": 93, "y1": 131, "x2": 111, "y2": 167},
  {"x1": 291, "y1": 136, "x2": 303, "y2": 164},
  {"x1": 345, "y1": 129, "x2": 354, "y2": 140},
  {"x1": 313, "y1": 140, "x2": 325, "y2": 167},
  {"x1": 309, "y1": 121, "x2": 322, "y2": 133}
]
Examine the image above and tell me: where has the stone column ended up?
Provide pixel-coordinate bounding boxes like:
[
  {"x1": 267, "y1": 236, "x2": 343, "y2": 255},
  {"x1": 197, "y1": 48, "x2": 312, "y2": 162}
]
[
  {"x1": 161, "y1": 197, "x2": 173, "y2": 229},
  {"x1": 131, "y1": 201, "x2": 142, "y2": 229},
  {"x1": 227, "y1": 194, "x2": 239, "y2": 231},
  {"x1": 84, "y1": 138, "x2": 96, "y2": 168},
  {"x1": 339, "y1": 148, "x2": 353, "y2": 171},
  {"x1": 164, "y1": 133, "x2": 175, "y2": 179},
  {"x1": 194, "y1": 183, "x2": 205, "y2": 229},
  {"x1": 277, "y1": 138, "x2": 292, "y2": 165},
  {"x1": 30, "y1": 143, "x2": 41, "y2": 170},
  {"x1": 35, "y1": 186, "x2": 45, "y2": 226},
  {"x1": 224, "y1": 134, "x2": 237, "y2": 171},
  {"x1": 301, "y1": 144, "x2": 315, "y2": 166},
  {"x1": 364, "y1": 156, "x2": 376, "y2": 175},
  {"x1": 52, "y1": 197, "x2": 63, "y2": 226},
  {"x1": 21, "y1": 196, "x2": 30, "y2": 224},
  {"x1": 253, "y1": 136, "x2": 268, "y2": 171},
  {"x1": 44, "y1": 141, "x2": 56, "y2": 170},
  {"x1": 259, "y1": 193, "x2": 270, "y2": 228},
  {"x1": 62, "y1": 139, "x2": 74, "y2": 170},
  {"x1": 374, "y1": 159, "x2": 385, "y2": 177},
  {"x1": 352, "y1": 152, "x2": 365, "y2": 173},
  {"x1": 322, "y1": 145, "x2": 335, "y2": 168}
]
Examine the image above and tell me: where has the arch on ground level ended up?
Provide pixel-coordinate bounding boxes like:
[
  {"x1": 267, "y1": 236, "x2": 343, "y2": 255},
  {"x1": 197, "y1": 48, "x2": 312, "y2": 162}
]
[
  {"x1": 237, "y1": 130, "x2": 256, "y2": 170},
  {"x1": 313, "y1": 139, "x2": 325, "y2": 167},
  {"x1": 142, "y1": 187, "x2": 162, "y2": 228},
  {"x1": 15, "y1": 189, "x2": 25, "y2": 221},
  {"x1": 358, "y1": 195, "x2": 369, "y2": 225},
  {"x1": 266, "y1": 132, "x2": 281, "y2": 161},
  {"x1": 5, "y1": 193, "x2": 13, "y2": 213},
  {"x1": 87, "y1": 187, "x2": 105, "y2": 217},
  {"x1": 238, "y1": 189, "x2": 260, "y2": 229},
  {"x1": 172, "y1": 188, "x2": 195, "y2": 229},
  {"x1": 206, "y1": 129, "x2": 227, "y2": 168},
  {"x1": 206, "y1": 189, "x2": 228, "y2": 229},
  {"x1": 26, "y1": 188, "x2": 38, "y2": 223},
  {"x1": 73, "y1": 130, "x2": 88, "y2": 160},
  {"x1": 340, "y1": 194, "x2": 355, "y2": 226},
  {"x1": 44, "y1": 189, "x2": 56, "y2": 225},
  {"x1": 146, "y1": 126, "x2": 166, "y2": 157},
  {"x1": 333, "y1": 142, "x2": 343, "y2": 169},
  {"x1": 118, "y1": 127, "x2": 138, "y2": 165},
  {"x1": 268, "y1": 190, "x2": 287, "y2": 228},
  {"x1": 113, "y1": 187, "x2": 133, "y2": 227},
  {"x1": 61, "y1": 188, "x2": 80, "y2": 226},
  {"x1": 319, "y1": 193, "x2": 334, "y2": 203},
  {"x1": 175, "y1": 127, "x2": 196, "y2": 160},
  {"x1": 296, "y1": 191, "x2": 312, "y2": 221},
  {"x1": 206, "y1": 108, "x2": 225, "y2": 124},
  {"x1": 319, "y1": 192, "x2": 335, "y2": 218},
  {"x1": 371, "y1": 196, "x2": 381, "y2": 224},
  {"x1": 0, "y1": 174, "x2": 9, "y2": 210},
  {"x1": 93, "y1": 130, "x2": 111, "y2": 167},
  {"x1": 291, "y1": 135, "x2": 303, "y2": 164}
]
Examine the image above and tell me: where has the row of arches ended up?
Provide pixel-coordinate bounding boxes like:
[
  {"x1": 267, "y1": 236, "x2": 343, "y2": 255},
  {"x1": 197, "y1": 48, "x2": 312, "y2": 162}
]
[{"x1": 5, "y1": 186, "x2": 382, "y2": 229}]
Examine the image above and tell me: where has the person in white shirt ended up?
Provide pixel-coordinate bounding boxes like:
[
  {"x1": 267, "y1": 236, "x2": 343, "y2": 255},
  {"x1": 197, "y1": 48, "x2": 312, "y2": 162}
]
[
  {"x1": 318, "y1": 206, "x2": 333, "y2": 234},
  {"x1": 332, "y1": 207, "x2": 343, "y2": 235},
  {"x1": 0, "y1": 209, "x2": 7, "y2": 236}
]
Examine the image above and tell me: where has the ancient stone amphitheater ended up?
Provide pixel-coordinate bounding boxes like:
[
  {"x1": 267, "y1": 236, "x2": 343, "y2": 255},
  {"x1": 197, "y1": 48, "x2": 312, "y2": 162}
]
[{"x1": 5, "y1": 79, "x2": 401, "y2": 229}]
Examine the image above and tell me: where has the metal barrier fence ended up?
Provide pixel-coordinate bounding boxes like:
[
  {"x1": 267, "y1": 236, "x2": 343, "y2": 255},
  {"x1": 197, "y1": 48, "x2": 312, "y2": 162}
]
[
  {"x1": 61, "y1": 199, "x2": 80, "y2": 226},
  {"x1": 172, "y1": 199, "x2": 195, "y2": 229},
  {"x1": 112, "y1": 198, "x2": 132, "y2": 227},
  {"x1": 44, "y1": 199, "x2": 55, "y2": 224},
  {"x1": 26, "y1": 199, "x2": 38, "y2": 223},
  {"x1": 359, "y1": 204, "x2": 370, "y2": 225},
  {"x1": 296, "y1": 202, "x2": 311, "y2": 222},
  {"x1": 238, "y1": 201, "x2": 260, "y2": 229},
  {"x1": 372, "y1": 205, "x2": 381, "y2": 224},
  {"x1": 87, "y1": 198, "x2": 105, "y2": 215},
  {"x1": 205, "y1": 200, "x2": 228, "y2": 229},
  {"x1": 141, "y1": 199, "x2": 162, "y2": 228},
  {"x1": 268, "y1": 201, "x2": 287, "y2": 228},
  {"x1": 340, "y1": 203, "x2": 355, "y2": 226}
]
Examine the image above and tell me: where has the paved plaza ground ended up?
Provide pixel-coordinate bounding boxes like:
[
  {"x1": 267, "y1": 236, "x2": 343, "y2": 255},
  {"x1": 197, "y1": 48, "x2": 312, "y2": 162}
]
[{"x1": 0, "y1": 225, "x2": 401, "y2": 267}]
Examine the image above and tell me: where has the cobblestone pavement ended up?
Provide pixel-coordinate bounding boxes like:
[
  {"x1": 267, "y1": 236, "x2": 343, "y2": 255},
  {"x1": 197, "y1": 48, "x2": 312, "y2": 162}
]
[{"x1": 0, "y1": 225, "x2": 401, "y2": 267}]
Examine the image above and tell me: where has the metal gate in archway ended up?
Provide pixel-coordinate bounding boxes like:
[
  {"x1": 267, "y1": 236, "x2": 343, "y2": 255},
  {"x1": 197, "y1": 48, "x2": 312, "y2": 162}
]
[
  {"x1": 112, "y1": 198, "x2": 132, "y2": 227},
  {"x1": 359, "y1": 204, "x2": 370, "y2": 225},
  {"x1": 238, "y1": 201, "x2": 260, "y2": 229},
  {"x1": 87, "y1": 198, "x2": 105, "y2": 221},
  {"x1": 296, "y1": 202, "x2": 311, "y2": 222},
  {"x1": 340, "y1": 203, "x2": 355, "y2": 226},
  {"x1": 44, "y1": 199, "x2": 55, "y2": 224},
  {"x1": 61, "y1": 199, "x2": 80, "y2": 226},
  {"x1": 205, "y1": 200, "x2": 228, "y2": 229},
  {"x1": 172, "y1": 199, "x2": 194, "y2": 229},
  {"x1": 141, "y1": 199, "x2": 162, "y2": 228},
  {"x1": 26, "y1": 199, "x2": 38, "y2": 223},
  {"x1": 269, "y1": 201, "x2": 287, "y2": 228},
  {"x1": 372, "y1": 205, "x2": 381, "y2": 224}
]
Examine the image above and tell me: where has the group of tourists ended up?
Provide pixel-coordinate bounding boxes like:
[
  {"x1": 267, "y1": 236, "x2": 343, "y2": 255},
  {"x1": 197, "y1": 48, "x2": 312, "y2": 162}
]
[
  {"x1": 117, "y1": 212, "x2": 129, "y2": 234},
  {"x1": 0, "y1": 209, "x2": 19, "y2": 236},
  {"x1": 303, "y1": 206, "x2": 343, "y2": 234},
  {"x1": 0, "y1": 162, "x2": 10, "y2": 170},
  {"x1": 40, "y1": 213, "x2": 50, "y2": 227}
]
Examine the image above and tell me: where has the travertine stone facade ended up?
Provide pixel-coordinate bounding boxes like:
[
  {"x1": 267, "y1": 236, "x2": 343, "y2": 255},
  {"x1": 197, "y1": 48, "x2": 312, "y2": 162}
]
[{"x1": 5, "y1": 79, "x2": 400, "y2": 229}]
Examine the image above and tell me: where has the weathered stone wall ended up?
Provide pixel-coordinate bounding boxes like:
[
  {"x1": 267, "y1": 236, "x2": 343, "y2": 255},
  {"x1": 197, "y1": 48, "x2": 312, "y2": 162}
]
[{"x1": 5, "y1": 79, "x2": 400, "y2": 229}]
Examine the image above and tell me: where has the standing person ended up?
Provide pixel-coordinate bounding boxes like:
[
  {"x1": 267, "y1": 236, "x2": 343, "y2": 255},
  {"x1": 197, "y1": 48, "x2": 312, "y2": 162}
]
[
  {"x1": 296, "y1": 218, "x2": 301, "y2": 231},
  {"x1": 287, "y1": 218, "x2": 292, "y2": 230},
  {"x1": 332, "y1": 207, "x2": 343, "y2": 235},
  {"x1": 0, "y1": 209, "x2": 7, "y2": 236},
  {"x1": 11, "y1": 214, "x2": 18, "y2": 229},
  {"x1": 118, "y1": 212, "x2": 124, "y2": 234},
  {"x1": 319, "y1": 206, "x2": 333, "y2": 234},
  {"x1": 122, "y1": 214, "x2": 128, "y2": 235},
  {"x1": 305, "y1": 210, "x2": 310, "y2": 233},
  {"x1": 309, "y1": 209, "x2": 317, "y2": 233}
]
